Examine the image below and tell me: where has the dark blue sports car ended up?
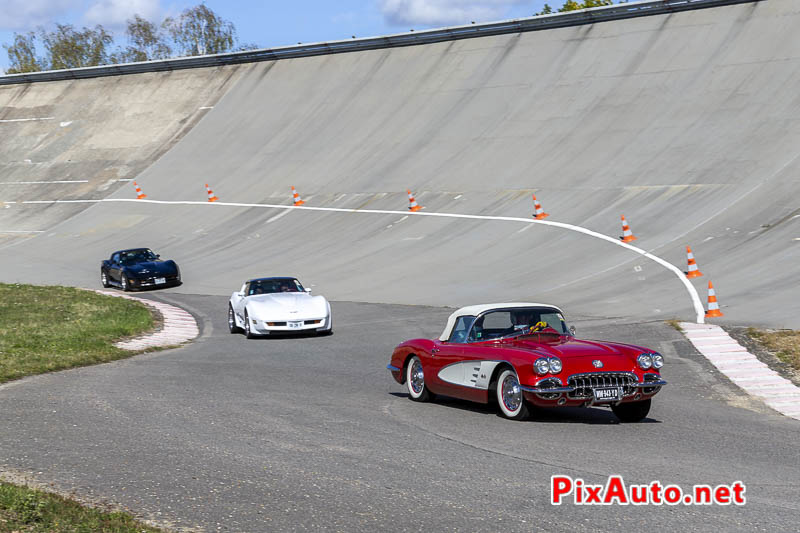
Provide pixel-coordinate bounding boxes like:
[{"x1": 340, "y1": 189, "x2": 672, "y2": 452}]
[{"x1": 101, "y1": 248, "x2": 181, "y2": 291}]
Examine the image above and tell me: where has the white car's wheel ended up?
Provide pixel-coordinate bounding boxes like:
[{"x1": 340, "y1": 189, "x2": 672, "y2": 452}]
[
  {"x1": 228, "y1": 305, "x2": 241, "y2": 334},
  {"x1": 496, "y1": 368, "x2": 529, "y2": 420},
  {"x1": 406, "y1": 355, "x2": 432, "y2": 402},
  {"x1": 244, "y1": 310, "x2": 256, "y2": 339}
]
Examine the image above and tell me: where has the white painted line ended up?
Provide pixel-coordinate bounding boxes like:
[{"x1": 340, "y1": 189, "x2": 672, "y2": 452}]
[
  {"x1": 118, "y1": 179, "x2": 134, "y2": 182},
  {"x1": 24, "y1": 197, "x2": 708, "y2": 323},
  {"x1": 453, "y1": 194, "x2": 463, "y2": 200},
  {"x1": 266, "y1": 209, "x2": 293, "y2": 224},
  {"x1": 199, "y1": 106, "x2": 214, "y2": 110},
  {"x1": 0, "y1": 230, "x2": 45, "y2": 233},
  {"x1": 0, "y1": 180, "x2": 88, "y2": 185},
  {"x1": 0, "y1": 117, "x2": 55, "y2": 123},
  {"x1": 680, "y1": 322, "x2": 800, "y2": 421}
]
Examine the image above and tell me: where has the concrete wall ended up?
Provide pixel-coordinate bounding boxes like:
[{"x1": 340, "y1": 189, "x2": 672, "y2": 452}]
[
  {"x1": 0, "y1": 65, "x2": 250, "y2": 245},
  {"x1": 1, "y1": 0, "x2": 797, "y2": 328}
]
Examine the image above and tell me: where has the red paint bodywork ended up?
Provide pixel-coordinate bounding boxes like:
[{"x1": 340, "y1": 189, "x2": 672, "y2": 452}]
[{"x1": 388, "y1": 332, "x2": 664, "y2": 407}]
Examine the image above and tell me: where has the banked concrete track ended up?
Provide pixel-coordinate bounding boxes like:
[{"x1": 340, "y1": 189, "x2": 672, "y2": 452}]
[{"x1": 1, "y1": 0, "x2": 799, "y2": 329}]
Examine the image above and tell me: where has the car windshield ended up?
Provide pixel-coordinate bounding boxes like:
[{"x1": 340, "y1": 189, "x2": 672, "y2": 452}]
[
  {"x1": 465, "y1": 307, "x2": 568, "y2": 343},
  {"x1": 248, "y1": 278, "x2": 304, "y2": 295},
  {"x1": 120, "y1": 249, "x2": 157, "y2": 265}
]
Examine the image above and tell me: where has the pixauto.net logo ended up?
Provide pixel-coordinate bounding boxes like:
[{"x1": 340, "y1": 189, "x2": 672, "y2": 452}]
[{"x1": 551, "y1": 475, "x2": 745, "y2": 506}]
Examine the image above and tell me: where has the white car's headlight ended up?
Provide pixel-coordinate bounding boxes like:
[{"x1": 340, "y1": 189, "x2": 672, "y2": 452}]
[
  {"x1": 548, "y1": 357, "x2": 562, "y2": 374},
  {"x1": 637, "y1": 353, "x2": 653, "y2": 370},
  {"x1": 534, "y1": 358, "x2": 550, "y2": 375},
  {"x1": 652, "y1": 354, "x2": 664, "y2": 369}
]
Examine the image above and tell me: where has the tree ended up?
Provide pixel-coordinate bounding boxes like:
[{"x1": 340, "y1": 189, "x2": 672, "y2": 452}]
[
  {"x1": 40, "y1": 24, "x2": 113, "y2": 70},
  {"x1": 112, "y1": 15, "x2": 172, "y2": 63},
  {"x1": 3, "y1": 32, "x2": 46, "y2": 73},
  {"x1": 559, "y1": 0, "x2": 614, "y2": 12},
  {"x1": 165, "y1": 3, "x2": 238, "y2": 57},
  {"x1": 537, "y1": 4, "x2": 554, "y2": 15}
]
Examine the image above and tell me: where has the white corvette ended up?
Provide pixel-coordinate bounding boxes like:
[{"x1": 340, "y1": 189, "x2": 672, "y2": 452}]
[{"x1": 228, "y1": 277, "x2": 332, "y2": 338}]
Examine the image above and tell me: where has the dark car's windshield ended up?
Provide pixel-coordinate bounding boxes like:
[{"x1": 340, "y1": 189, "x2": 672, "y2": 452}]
[
  {"x1": 120, "y1": 249, "x2": 158, "y2": 266},
  {"x1": 465, "y1": 308, "x2": 568, "y2": 343},
  {"x1": 248, "y1": 278, "x2": 304, "y2": 295}
]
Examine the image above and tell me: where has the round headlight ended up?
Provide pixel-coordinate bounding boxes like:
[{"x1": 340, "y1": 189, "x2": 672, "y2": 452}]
[
  {"x1": 637, "y1": 353, "x2": 653, "y2": 370},
  {"x1": 652, "y1": 354, "x2": 664, "y2": 369},
  {"x1": 548, "y1": 358, "x2": 562, "y2": 374},
  {"x1": 534, "y1": 358, "x2": 550, "y2": 375}
]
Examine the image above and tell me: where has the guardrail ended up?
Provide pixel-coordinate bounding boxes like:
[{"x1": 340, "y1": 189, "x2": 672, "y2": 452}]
[{"x1": 0, "y1": 0, "x2": 761, "y2": 86}]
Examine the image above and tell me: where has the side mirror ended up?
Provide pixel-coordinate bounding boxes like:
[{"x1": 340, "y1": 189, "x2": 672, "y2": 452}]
[
  {"x1": 569, "y1": 325, "x2": 577, "y2": 336},
  {"x1": 156, "y1": 254, "x2": 161, "y2": 259},
  {"x1": 304, "y1": 288, "x2": 312, "y2": 294}
]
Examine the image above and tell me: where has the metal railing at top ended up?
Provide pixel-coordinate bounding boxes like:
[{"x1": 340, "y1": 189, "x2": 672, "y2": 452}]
[{"x1": 0, "y1": 0, "x2": 761, "y2": 86}]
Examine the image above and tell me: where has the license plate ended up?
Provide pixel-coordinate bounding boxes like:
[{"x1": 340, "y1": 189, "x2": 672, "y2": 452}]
[
  {"x1": 593, "y1": 387, "x2": 621, "y2": 402},
  {"x1": 288, "y1": 321, "x2": 302, "y2": 329},
  {"x1": 155, "y1": 277, "x2": 166, "y2": 284}
]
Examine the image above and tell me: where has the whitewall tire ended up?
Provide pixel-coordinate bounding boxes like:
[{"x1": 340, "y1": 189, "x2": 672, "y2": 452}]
[
  {"x1": 406, "y1": 355, "x2": 432, "y2": 402},
  {"x1": 496, "y1": 368, "x2": 529, "y2": 420}
]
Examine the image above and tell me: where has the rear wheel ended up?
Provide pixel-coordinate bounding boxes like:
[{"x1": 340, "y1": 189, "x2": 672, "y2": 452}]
[
  {"x1": 406, "y1": 356, "x2": 432, "y2": 402},
  {"x1": 100, "y1": 270, "x2": 110, "y2": 288},
  {"x1": 120, "y1": 274, "x2": 130, "y2": 292},
  {"x1": 496, "y1": 369, "x2": 529, "y2": 420},
  {"x1": 228, "y1": 305, "x2": 241, "y2": 334},
  {"x1": 611, "y1": 399, "x2": 651, "y2": 422}
]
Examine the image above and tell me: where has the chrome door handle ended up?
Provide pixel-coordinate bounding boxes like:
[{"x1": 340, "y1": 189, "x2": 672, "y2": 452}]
[{"x1": 431, "y1": 348, "x2": 440, "y2": 355}]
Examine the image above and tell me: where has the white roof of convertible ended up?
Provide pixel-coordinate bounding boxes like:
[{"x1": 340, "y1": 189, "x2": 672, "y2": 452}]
[{"x1": 439, "y1": 302, "x2": 563, "y2": 341}]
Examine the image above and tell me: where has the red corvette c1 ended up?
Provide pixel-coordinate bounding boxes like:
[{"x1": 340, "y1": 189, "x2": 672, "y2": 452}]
[{"x1": 387, "y1": 303, "x2": 667, "y2": 421}]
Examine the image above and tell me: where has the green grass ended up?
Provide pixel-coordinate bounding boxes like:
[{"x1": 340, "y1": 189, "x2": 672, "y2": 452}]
[
  {"x1": 0, "y1": 283, "x2": 154, "y2": 384},
  {"x1": 747, "y1": 327, "x2": 800, "y2": 371},
  {"x1": 0, "y1": 481, "x2": 162, "y2": 532}
]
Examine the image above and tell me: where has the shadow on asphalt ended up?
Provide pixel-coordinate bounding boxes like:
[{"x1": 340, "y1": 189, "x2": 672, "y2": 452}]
[{"x1": 388, "y1": 392, "x2": 661, "y2": 424}]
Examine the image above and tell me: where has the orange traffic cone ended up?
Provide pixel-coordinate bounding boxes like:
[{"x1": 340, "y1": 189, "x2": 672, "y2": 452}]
[
  {"x1": 133, "y1": 181, "x2": 147, "y2": 200},
  {"x1": 205, "y1": 183, "x2": 218, "y2": 202},
  {"x1": 532, "y1": 194, "x2": 549, "y2": 220},
  {"x1": 620, "y1": 215, "x2": 637, "y2": 242},
  {"x1": 686, "y1": 246, "x2": 703, "y2": 278},
  {"x1": 705, "y1": 281, "x2": 724, "y2": 318},
  {"x1": 291, "y1": 186, "x2": 305, "y2": 206},
  {"x1": 407, "y1": 189, "x2": 422, "y2": 212}
]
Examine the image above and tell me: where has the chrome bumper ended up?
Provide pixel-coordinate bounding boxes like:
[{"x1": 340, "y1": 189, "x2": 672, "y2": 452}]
[{"x1": 520, "y1": 379, "x2": 666, "y2": 394}]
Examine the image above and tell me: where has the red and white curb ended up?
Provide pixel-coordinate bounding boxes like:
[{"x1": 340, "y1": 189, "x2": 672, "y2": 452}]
[
  {"x1": 95, "y1": 290, "x2": 199, "y2": 350},
  {"x1": 680, "y1": 323, "x2": 800, "y2": 421}
]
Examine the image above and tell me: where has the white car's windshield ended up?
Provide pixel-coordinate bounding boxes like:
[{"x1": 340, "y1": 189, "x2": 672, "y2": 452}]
[
  {"x1": 465, "y1": 308, "x2": 568, "y2": 343},
  {"x1": 248, "y1": 278, "x2": 304, "y2": 295}
]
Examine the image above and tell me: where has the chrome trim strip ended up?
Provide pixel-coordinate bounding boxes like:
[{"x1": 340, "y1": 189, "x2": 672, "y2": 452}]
[
  {"x1": 520, "y1": 385, "x2": 575, "y2": 394},
  {"x1": 387, "y1": 364, "x2": 401, "y2": 372},
  {"x1": 633, "y1": 379, "x2": 668, "y2": 387}
]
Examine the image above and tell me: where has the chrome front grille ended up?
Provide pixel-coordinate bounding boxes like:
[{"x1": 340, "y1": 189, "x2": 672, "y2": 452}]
[{"x1": 567, "y1": 372, "x2": 636, "y2": 399}]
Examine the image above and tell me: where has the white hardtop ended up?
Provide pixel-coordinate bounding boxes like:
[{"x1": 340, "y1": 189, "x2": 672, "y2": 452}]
[{"x1": 439, "y1": 302, "x2": 563, "y2": 341}]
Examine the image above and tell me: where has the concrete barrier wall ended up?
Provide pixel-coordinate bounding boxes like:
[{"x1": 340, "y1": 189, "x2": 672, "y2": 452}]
[
  {"x1": 1, "y1": 0, "x2": 798, "y2": 328},
  {"x1": 0, "y1": 65, "x2": 251, "y2": 245}
]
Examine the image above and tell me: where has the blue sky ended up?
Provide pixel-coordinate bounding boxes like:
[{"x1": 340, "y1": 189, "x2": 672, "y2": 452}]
[{"x1": 0, "y1": 1, "x2": 558, "y2": 73}]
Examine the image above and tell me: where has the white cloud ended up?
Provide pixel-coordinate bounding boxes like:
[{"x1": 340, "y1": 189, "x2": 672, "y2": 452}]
[
  {"x1": 84, "y1": 0, "x2": 162, "y2": 29},
  {"x1": 0, "y1": 0, "x2": 79, "y2": 31},
  {"x1": 380, "y1": 0, "x2": 530, "y2": 26}
]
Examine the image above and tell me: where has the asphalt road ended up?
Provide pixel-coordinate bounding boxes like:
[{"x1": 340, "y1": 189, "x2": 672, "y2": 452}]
[{"x1": 0, "y1": 293, "x2": 797, "y2": 532}]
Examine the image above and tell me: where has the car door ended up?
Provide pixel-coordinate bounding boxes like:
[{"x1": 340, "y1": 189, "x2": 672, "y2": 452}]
[
  {"x1": 233, "y1": 282, "x2": 249, "y2": 323},
  {"x1": 108, "y1": 253, "x2": 122, "y2": 282}
]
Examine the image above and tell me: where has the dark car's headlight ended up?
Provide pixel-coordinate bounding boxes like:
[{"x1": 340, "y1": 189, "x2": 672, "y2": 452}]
[
  {"x1": 652, "y1": 353, "x2": 664, "y2": 369},
  {"x1": 637, "y1": 353, "x2": 653, "y2": 370}
]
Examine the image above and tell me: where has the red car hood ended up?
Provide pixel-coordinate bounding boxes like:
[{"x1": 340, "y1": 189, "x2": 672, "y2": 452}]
[{"x1": 500, "y1": 336, "x2": 645, "y2": 365}]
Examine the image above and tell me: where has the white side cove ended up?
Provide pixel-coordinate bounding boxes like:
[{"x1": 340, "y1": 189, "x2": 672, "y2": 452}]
[
  {"x1": 438, "y1": 361, "x2": 503, "y2": 390},
  {"x1": 95, "y1": 290, "x2": 199, "y2": 350},
  {"x1": 30, "y1": 197, "x2": 706, "y2": 323},
  {"x1": 680, "y1": 323, "x2": 800, "y2": 421}
]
